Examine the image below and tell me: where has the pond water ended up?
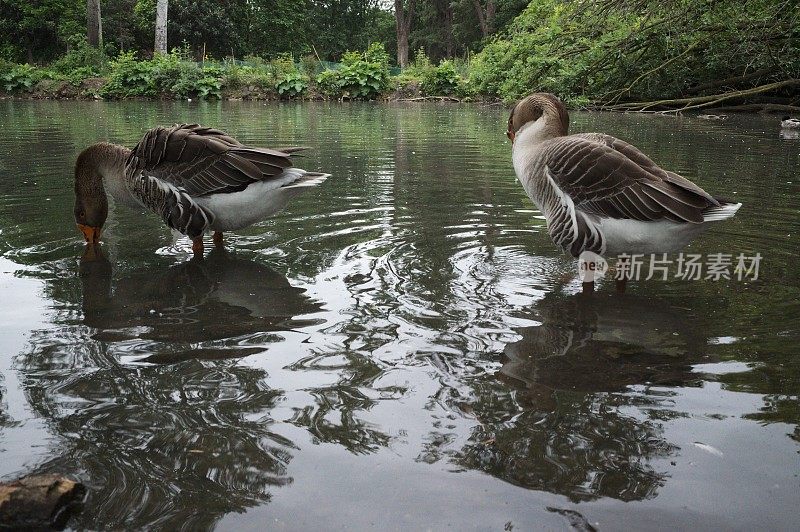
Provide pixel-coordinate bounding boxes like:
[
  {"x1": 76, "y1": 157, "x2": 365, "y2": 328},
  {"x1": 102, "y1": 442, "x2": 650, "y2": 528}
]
[{"x1": 0, "y1": 100, "x2": 798, "y2": 530}]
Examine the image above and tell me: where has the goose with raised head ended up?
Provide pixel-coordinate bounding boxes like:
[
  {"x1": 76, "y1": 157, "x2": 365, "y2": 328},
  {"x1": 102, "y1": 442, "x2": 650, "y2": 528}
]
[
  {"x1": 507, "y1": 93, "x2": 741, "y2": 291},
  {"x1": 74, "y1": 123, "x2": 329, "y2": 255},
  {"x1": 781, "y1": 116, "x2": 800, "y2": 129}
]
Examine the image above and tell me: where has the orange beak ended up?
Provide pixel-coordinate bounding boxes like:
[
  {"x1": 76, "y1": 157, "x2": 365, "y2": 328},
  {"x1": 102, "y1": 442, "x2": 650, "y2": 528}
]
[
  {"x1": 77, "y1": 224, "x2": 101, "y2": 244},
  {"x1": 507, "y1": 130, "x2": 515, "y2": 143}
]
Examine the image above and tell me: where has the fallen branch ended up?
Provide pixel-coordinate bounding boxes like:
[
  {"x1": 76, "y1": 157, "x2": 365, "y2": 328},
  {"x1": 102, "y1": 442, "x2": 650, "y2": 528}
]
[
  {"x1": 398, "y1": 96, "x2": 461, "y2": 102},
  {"x1": 595, "y1": 79, "x2": 800, "y2": 112},
  {"x1": 686, "y1": 67, "x2": 778, "y2": 95},
  {"x1": 709, "y1": 103, "x2": 800, "y2": 113}
]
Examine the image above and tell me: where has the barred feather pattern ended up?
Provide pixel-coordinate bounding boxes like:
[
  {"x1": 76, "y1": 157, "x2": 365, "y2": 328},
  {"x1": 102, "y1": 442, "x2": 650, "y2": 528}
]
[
  {"x1": 126, "y1": 123, "x2": 294, "y2": 197},
  {"x1": 510, "y1": 92, "x2": 741, "y2": 258},
  {"x1": 126, "y1": 166, "x2": 214, "y2": 239},
  {"x1": 120, "y1": 123, "x2": 310, "y2": 238}
]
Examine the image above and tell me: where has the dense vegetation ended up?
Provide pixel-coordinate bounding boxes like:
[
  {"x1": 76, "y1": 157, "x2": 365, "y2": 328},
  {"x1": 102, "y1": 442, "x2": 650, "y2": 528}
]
[
  {"x1": 471, "y1": 0, "x2": 800, "y2": 109},
  {"x1": 0, "y1": 0, "x2": 797, "y2": 110}
]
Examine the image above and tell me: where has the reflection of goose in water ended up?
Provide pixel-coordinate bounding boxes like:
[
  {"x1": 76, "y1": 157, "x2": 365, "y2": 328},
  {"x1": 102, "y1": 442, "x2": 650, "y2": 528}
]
[
  {"x1": 79, "y1": 245, "x2": 323, "y2": 361},
  {"x1": 453, "y1": 293, "x2": 710, "y2": 502},
  {"x1": 500, "y1": 291, "x2": 709, "y2": 395}
]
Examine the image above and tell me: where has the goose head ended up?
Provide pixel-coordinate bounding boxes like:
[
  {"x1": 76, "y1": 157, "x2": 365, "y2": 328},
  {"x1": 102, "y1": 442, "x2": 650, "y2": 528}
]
[
  {"x1": 507, "y1": 92, "x2": 569, "y2": 144},
  {"x1": 74, "y1": 143, "x2": 118, "y2": 243}
]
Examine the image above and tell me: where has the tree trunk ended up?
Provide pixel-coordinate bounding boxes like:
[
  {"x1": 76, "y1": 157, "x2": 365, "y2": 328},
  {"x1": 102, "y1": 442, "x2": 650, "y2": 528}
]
[
  {"x1": 472, "y1": 0, "x2": 496, "y2": 39},
  {"x1": 155, "y1": 0, "x2": 168, "y2": 55},
  {"x1": 86, "y1": 0, "x2": 103, "y2": 48},
  {"x1": 395, "y1": 0, "x2": 416, "y2": 68},
  {"x1": 435, "y1": 0, "x2": 455, "y2": 58}
]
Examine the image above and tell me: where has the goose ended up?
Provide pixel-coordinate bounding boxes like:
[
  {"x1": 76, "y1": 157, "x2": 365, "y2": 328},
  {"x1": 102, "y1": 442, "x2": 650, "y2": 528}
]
[
  {"x1": 781, "y1": 116, "x2": 800, "y2": 129},
  {"x1": 507, "y1": 93, "x2": 741, "y2": 291},
  {"x1": 74, "y1": 123, "x2": 329, "y2": 255}
]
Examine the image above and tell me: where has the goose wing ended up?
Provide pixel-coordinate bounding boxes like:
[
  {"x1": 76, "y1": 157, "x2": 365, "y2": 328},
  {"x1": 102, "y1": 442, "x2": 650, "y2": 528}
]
[
  {"x1": 542, "y1": 135, "x2": 719, "y2": 224},
  {"x1": 126, "y1": 124, "x2": 295, "y2": 197}
]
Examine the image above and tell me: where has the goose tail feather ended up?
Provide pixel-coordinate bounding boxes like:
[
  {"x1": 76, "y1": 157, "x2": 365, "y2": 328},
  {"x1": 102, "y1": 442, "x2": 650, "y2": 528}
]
[
  {"x1": 281, "y1": 171, "x2": 330, "y2": 189},
  {"x1": 703, "y1": 201, "x2": 741, "y2": 222}
]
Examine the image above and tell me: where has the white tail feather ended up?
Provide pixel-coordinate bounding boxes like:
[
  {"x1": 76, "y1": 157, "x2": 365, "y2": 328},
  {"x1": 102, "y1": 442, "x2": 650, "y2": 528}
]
[
  {"x1": 703, "y1": 202, "x2": 741, "y2": 222},
  {"x1": 281, "y1": 171, "x2": 330, "y2": 189}
]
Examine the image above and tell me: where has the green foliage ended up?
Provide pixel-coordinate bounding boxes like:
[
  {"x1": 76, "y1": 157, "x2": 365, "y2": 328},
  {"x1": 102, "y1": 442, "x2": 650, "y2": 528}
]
[
  {"x1": 470, "y1": 0, "x2": 800, "y2": 103},
  {"x1": 421, "y1": 60, "x2": 463, "y2": 96},
  {"x1": 315, "y1": 69, "x2": 342, "y2": 97},
  {"x1": 314, "y1": 42, "x2": 390, "y2": 99},
  {"x1": 223, "y1": 63, "x2": 274, "y2": 92},
  {"x1": 50, "y1": 38, "x2": 108, "y2": 82},
  {"x1": 0, "y1": 63, "x2": 56, "y2": 92},
  {"x1": 403, "y1": 49, "x2": 434, "y2": 79},
  {"x1": 0, "y1": 0, "x2": 85, "y2": 62},
  {"x1": 300, "y1": 55, "x2": 322, "y2": 77},
  {"x1": 100, "y1": 50, "x2": 223, "y2": 100},
  {"x1": 101, "y1": 51, "x2": 155, "y2": 98},
  {"x1": 1, "y1": 64, "x2": 37, "y2": 92},
  {"x1": 363, "y1": 42, "x2": 391, "y2": 67},
  {"x1": 276, "y1": 72, "x2": 308, "y2": 98}
]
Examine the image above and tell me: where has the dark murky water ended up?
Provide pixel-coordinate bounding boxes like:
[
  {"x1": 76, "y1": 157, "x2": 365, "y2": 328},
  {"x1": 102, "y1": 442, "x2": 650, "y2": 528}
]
[{"x1": 0, "y1": 101, "x2": 798, "y2": 530}]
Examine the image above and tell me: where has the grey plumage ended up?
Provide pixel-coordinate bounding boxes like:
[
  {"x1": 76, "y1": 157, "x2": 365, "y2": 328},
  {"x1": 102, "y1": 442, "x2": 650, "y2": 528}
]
[
  {"x1": 74, "y1": 123, "x2": 328, "y2": 245},
  {"x1": 124, "y1": 124, "x2": 307, "y2": 238},
  {"x1": 509, "y1": 93, "x2": 741, "y2": 257}
]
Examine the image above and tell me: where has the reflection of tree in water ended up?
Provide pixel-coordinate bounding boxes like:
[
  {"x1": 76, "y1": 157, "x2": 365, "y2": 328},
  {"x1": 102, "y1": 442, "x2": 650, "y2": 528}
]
[
  {"x1": 289, "y1": 384, "x2": 392, "y2": 454},
  {"x1": 0, "y1": 376, "x2": 19, "y2": 436},
  {"x1": 449, "y1": 292, "x2": 711, "y2": 502},
  {"x1": 22, "y1": 358, "x2": 291, "y2": 529},
  {"x1": 13, "y1": 248, "x2": 328, "y2": 529}
]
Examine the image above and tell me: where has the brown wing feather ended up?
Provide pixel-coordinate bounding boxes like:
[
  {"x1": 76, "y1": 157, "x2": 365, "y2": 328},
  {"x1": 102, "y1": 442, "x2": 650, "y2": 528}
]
[
  {"x1": 126, "y1": 124, "x2": 295, "y2": 196},
  {"x1": 542, "y1": 136, "x2": 718, "y2": 224}
]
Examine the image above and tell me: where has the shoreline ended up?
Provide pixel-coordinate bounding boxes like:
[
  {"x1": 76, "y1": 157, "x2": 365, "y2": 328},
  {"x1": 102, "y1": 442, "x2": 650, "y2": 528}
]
[{"x1": 2, "y1": 90, "x2": 795, "y2": 115}]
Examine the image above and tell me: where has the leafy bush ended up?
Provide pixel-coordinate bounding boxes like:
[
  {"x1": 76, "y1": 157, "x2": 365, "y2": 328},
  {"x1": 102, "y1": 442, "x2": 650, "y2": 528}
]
[
  {"x1": 315, "y1": 69, "x2": 341, "y2": 97},
  {"x1": 1, "y1": 64, "x2": 55, "y2": 92},
  {"x1": 101, "y1": 50, "x2": 223, "y2": 99},
  {"x1": 404, "y1": 48, "x2": 433, "y2": 79},
  {"x1": 336, "y1": 62, "x2": 388, "y2": 99},
  {"x1": 195, "y1": 66, "x2": 223, "y2": 99},
  {"x1": 300, "y1": 55, "x2": 322, "y2": 77},
  {"x1": 364, "y1": 42, "x2": 390, "y2": 67},
  {"x1": 50, "y1": 38, "x2": 108, "y2": 81},
  {"x1": 223, "y1": 63, "x2": 274, "y2": 92},
  {"x1": 101, "y1": 51, "x2": 155, "y2": 97},
  {"x1": 270, "y1": 54, "x2": 299, "y2": 80},
  {"x1": 314, "y1": 42, "x2": 390, "y2": 99},
  {"x1": 276, "y1": 71, "x2": 308, "y2": 98},
  {"x1": 421, "y1": 60, "x2": 463, "y2": 96}
]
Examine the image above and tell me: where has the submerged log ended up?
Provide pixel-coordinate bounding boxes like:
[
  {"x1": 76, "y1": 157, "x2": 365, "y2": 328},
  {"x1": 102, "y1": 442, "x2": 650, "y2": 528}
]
[
  {"x1": 594, "y1": 79, "x2": 800, "y2": 112},
  {"x1": 0, "y1": 475, "x2": 85, "y2": 530},
  {"x1": 398, "y1": 95, "x2": 462, "y2": 102}
]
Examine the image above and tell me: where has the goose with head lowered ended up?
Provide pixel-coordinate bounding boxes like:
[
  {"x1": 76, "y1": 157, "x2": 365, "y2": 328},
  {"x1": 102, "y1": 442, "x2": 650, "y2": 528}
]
[
  {"x1": 74, "y1": 123, "x2": 329, "y2": 255},
  {"x1": 507, "y1": 93, "x2": 741, "y2": 292}
]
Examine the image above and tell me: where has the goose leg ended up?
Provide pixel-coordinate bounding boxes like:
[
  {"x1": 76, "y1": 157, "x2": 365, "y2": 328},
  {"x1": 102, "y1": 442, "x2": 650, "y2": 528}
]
[
  {"x1": 616, "y1": 257, "x2": 628, "y2": 294},
  {"x1": 192, "y1": 236, "x2": 204, "y2": 256},
  {"x1": 213, "y1": 231, "x2": 224, "y2": 248},
  {"x1": 582, "y1": 280, "x2": 595, "y2": 294}
]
